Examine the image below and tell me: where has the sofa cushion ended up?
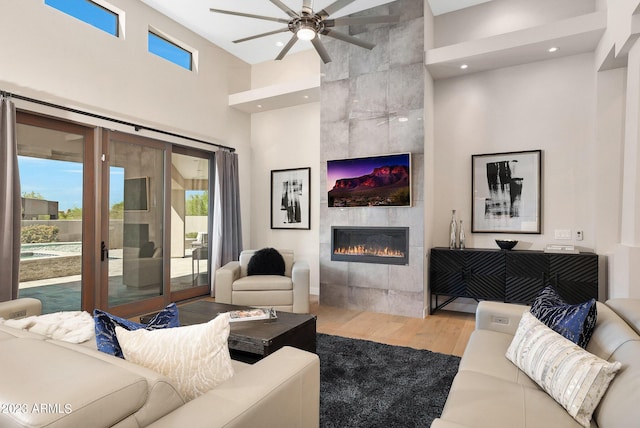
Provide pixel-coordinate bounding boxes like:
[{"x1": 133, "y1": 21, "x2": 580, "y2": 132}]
[
  {"x1": 593, "y1": 340, "x2": 640, "y2": 428},
  {"x1": 458, "y1": 329, "x2": 539, "y2": 389},
  {"x1": 530, "y1": 285, "x2": 596, "y2": 348},
  {"x1": 94, "y1": 303, "x2": 180, "y2": 358},
  {"x1": 0, "y1": 338, "x2": 147, "y2": 428},
  {"x1": 116, "y1": 313, "x2": 234, "y2": 402},
  {"x1": 438, "y1": 371, "x2": 582, "y2": 428},
  {"x1": 605, "y1": 298, "x2": 640, "y2": 336},
  {"x1": 247, "y1": 247, "x2": 285, "y2": 276},
  {"x1": 506, "y1": 312, "x2": 621, "y2": 427}
]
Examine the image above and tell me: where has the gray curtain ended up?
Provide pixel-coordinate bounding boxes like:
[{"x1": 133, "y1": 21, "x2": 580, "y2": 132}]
[
  {"x1": 210, "y1": 150, "x2": 242, "y2": 296},
  {"x1": 0, "y1": 97, "x2": 21, "y2": 302}
]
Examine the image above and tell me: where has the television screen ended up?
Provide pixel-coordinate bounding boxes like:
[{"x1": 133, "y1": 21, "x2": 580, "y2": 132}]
[
  {"x1": 124, "y1": 177, "x2": 149, "y2": 211},
  {"x1": 327, "y1": 153, "x2": 411, "y2": 207}
]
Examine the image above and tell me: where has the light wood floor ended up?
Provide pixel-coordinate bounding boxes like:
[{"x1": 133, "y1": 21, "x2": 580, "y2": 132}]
[
  {"x1": 309, "y1": 296, "x2": 475, "y2": 357},
  {"x1": 192, "y1": 296, "x2": 475, "y2": 357}
]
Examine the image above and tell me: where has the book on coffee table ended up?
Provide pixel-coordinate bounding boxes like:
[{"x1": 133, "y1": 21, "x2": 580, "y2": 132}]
[{"x1": 227, "y1": 307, "x2": 277, "y2": 322}]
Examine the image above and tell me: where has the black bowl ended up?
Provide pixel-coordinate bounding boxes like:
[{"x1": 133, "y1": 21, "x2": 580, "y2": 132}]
[{"x1": 495, "y1": 239, "x2": 518, "y2": 250}]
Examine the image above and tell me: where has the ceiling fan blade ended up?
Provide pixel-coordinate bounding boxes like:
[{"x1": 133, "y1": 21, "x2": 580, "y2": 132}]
[
  {"x1": 233, "y1": 27, "x2": 291, "y2": 44},
  {"x1": 317, "y1": 0, "x2": 357, "y2": 18},
  {"x1": 275, "y1": 34, "x2": 298, "y2": 60},
  {"x1": 324, "y1": 15, "x2": 400, "y2": 27},
  {"x1": 311, "y1": 37, "x2": 332, "y2": 64},
  {"x1": 209, "y1": 9, "x2": 289, "y2": 24},
  {"x1": 321, "y1": 28, "x2": 375, "y2": 50},
  {"x1": 269, "y1": 0, "x2": 299, "y2": 18}
]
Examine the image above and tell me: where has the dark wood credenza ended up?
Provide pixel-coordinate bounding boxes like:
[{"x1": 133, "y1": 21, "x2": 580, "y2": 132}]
[{"x1": 428, "y1": 247, "x2": 599, "y2": 313}]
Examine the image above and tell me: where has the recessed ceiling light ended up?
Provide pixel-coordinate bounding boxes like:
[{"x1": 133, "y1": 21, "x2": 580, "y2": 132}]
[
  {"x1": 460, "y1": 64, "x2": 469, "y2": 69},
  {"x1": 303, "y1": 95, "x2": 309, "y2": 99},
  {"x1": 548, "y1": 47, "x2": 559, "y2": 53},
  {"x1": 275, "y1": 41, "x2": 284, "y2": 47},
  {"x1": 257, "y1": 104, "x2": 262, "y2": 108},
  {"x1": 398, "y1": 116, "x2": 409, "y2": 122}
]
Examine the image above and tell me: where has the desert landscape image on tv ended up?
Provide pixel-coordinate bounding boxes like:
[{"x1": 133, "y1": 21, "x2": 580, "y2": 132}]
[{"x1": 327, "y1": 153, "x2": 411, "y2": 207}]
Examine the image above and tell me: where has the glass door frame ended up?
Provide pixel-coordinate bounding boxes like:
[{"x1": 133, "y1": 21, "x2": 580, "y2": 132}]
[
  {"x1": 99, "y1": 130, "x2": 172, "y2": 317},
  {"x1": 16, "y1": 111, "x2": 97, "y2": 312},
  {"x1": 170, "y1": 145, "x2": 214, "y2": 302}
]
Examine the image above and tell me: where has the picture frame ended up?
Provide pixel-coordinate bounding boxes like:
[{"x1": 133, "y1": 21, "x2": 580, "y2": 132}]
[
  {"x1": 271, "y1": 167, "x2": 311, "y2": 230},
  {"x1": 471, "y1": 150, "x2": 541, "y2": 234},
  {"x1": 327, "y1": 153, "x2": 411, "y2": 207}
]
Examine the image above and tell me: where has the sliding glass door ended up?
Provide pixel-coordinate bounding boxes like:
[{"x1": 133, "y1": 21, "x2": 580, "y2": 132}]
[
  {"x1": 101, "y1": 131, "x2": 169, "y2": 315},
  {"x1": 15, "y1": 112, "x2": 95, "y2": 314},
  {"x1": 14, "y1": 113, "x2": 214, "y2": 317},
  {"x1": 170, "y1": 148, "x2": 211, "y2": 301}
]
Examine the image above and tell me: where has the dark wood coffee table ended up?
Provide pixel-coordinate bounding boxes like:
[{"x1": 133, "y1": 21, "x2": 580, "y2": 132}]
[{"x1": 145, "y1": 301, "x2": 317, "y2": 363}]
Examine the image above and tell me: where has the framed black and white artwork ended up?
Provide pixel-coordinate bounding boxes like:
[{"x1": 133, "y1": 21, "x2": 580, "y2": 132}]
[
  {"x1": 271, "y1": 167, "x2": 311, "y2": 230},
  {"x1": 471, "y1": 150, "x2": 541, "y2": 234}
]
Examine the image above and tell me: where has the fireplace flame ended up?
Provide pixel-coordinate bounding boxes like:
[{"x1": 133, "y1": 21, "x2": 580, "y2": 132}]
[{"x1": 333, "y1": 245, "x2": 405, "y2": 258}]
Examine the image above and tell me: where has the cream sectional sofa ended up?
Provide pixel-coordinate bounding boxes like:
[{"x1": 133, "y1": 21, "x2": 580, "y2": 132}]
[
  {"x1": 432, "y1": 299, "x2": 640, "y2": 428},
  {"x1": 0, "y1": 298, "x2": 319, "y2": 428}
]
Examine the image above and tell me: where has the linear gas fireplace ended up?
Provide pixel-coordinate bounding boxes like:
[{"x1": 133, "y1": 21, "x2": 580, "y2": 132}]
[{"x1": 331, "y1": 226, "x2": 409, "y2": 265}]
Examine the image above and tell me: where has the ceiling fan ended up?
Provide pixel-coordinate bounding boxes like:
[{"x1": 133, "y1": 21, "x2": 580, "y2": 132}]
[{"x1": 210, "y1": 0, "x2": 399, "y2": 63}]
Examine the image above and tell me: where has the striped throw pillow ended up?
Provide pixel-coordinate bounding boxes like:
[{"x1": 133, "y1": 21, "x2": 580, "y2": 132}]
[{"x1": 506, "y1": 312, "x2": 621, "y2": 428}]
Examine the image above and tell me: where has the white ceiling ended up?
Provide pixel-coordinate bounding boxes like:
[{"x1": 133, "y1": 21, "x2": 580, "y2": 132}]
[{"x1": 139, "y1": 0, "x2": 494, "y2": 64}]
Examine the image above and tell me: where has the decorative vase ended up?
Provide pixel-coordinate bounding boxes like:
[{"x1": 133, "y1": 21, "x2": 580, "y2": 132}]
[
  {"x1": 459, "y1": 220, "x2": 466, "y2": 249},
  {"x1": 449, "y1": 210, "x2": 457, "y2": 249}
]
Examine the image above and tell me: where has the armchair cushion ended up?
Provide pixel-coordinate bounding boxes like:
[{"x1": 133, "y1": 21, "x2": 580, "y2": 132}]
[
  {"x1": 247, "y1": 247, "x2": 285, "y2": 276},
  {"x1": 233, "y1": 275, "x2": 293, "y2": 291}
]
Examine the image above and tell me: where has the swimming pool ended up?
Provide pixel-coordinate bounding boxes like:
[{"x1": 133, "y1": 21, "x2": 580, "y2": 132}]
[{"x1": 20, "y1": 242, "x2": 81, "y2": 260}]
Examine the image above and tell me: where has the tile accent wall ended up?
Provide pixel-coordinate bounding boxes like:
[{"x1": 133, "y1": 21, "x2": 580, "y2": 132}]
[{"x1": 319, "y1": 0, "x2": 425, "y2": 317}]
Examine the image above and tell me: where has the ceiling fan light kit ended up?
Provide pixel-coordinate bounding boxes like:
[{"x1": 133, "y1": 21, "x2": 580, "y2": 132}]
[{"x1": 210, "y1": 0, "x2": 400, "y2": 64}]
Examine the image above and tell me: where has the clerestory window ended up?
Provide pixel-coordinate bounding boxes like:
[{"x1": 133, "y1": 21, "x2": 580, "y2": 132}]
[
  {"x1": 148, "y1": 31, "x2": 193, "y2": 71},
  {"x1": 45, "y1": 0, "x2": 119, "y2": 37}
]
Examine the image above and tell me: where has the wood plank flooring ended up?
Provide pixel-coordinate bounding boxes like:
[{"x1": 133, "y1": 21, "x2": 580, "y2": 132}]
[
  {"x1": 309, "y1": 296, "x2": 475, "y2": 357},
  {"x1": 192, "y1": 296, "x2": 475, "y2": 357}
]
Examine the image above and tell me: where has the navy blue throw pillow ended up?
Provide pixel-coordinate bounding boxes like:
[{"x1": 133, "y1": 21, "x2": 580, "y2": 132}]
[
  {"x1": 530, "y1": 286, "x2": 597, "y2": 348},
  {"x1": 94, "y1": 303, "x2": 180, "y2": 358},
  {"x1": 247, "y1": 248, "x2": 285, "y2": 276}
]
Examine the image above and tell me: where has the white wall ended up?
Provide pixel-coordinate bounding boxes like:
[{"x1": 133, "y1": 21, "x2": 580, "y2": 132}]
[
  {"x1": 251, "y1": 50, "x2": 320, "y2": 88},
  {"x1": 250, "y1": 102, "x2": 321, "y2": 295},
  {"x1": 434, "y1": 53, "x2": 600, "y2": 251}
]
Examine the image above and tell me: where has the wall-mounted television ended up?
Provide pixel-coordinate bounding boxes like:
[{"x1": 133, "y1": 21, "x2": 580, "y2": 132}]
[
  {"x1": 124, "y1": 177, "x2": 149, "y2": 212},
  {"x1": 327, "y1": 153, "x2": 411, "y2": 207}
]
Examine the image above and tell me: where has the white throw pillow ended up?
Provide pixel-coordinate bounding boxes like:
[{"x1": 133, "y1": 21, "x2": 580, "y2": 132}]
[
  {"x1": 116, "y1": 313, "x2": 234, "y2": 401},
  {"x1": 506, "y1": 312, "x2": 621, "y2": 428}
]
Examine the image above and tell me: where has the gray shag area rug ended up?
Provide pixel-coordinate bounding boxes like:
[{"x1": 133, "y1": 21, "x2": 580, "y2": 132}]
[{"x1": 317, "y1": 333, "x2": 460, "y2": 428}]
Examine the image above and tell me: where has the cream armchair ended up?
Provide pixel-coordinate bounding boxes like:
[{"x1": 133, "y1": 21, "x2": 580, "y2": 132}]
[{"x1": 214, "y1": 249, "x2": 310, "y2": 313}]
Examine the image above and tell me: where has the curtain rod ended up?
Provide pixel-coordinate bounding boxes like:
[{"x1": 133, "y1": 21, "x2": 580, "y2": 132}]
[{"x1": 0, "y1": 90, "x2": 235, "y2": 153}]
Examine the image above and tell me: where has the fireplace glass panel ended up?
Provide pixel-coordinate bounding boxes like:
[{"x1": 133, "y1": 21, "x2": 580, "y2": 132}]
[{"x1": 331, "y1": 226, "x2": 409, "y2": 265}]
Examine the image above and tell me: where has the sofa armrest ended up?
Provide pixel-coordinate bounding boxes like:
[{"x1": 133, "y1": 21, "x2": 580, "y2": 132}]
[
  {"x1": 475, "y1": 301, "x2": 528, "y2": 336},
  {"x1": 214, "y1": 261, "x2": 241, "y2": 303},
  {"x1": 147, "y1": 346, "x2": 320, "y2": 428},
  {"x1": 0, "y1": 298, "x2": 42, "y2": 319},
  {"x1": 292, "y1": 260, "x2": 310, "y2": 313}
]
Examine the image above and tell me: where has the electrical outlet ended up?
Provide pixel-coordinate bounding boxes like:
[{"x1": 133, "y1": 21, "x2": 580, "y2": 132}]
[
  {"x1": 492, "y1": 316, "x2": 509, "y2": 325},
  {"x1": 576, "y1": 230, "x2": 583, "y2": 241},
  {"x1": 554, "y1": 229, "x2": 572, "y2": 240}
]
